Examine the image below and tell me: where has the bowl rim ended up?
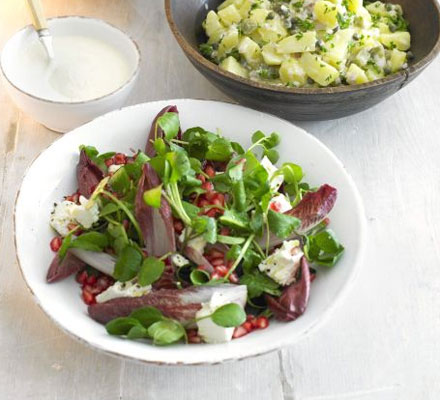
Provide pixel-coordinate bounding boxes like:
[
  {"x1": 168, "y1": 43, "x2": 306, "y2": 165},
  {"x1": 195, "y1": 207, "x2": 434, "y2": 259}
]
[
  {"x1": 0, "y1": 15, "x2": 141, "y2": 105},
  {"x1": 164, "y1": 0, "x2": 440, "y2": 95},
  {"x1": 13, "y1": 98, "x2": 367, "y2": 366}
]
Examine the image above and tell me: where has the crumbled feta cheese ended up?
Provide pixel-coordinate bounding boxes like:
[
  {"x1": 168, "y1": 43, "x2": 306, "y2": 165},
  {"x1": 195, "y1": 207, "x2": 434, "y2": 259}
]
[
  {"x1": 261, "y1": 156, "x2": 283, "y2": 192},
  {"x1": 96, "y1": 279, "x2": 152, "y2": 303},
  {"x1": 269, "y1": 194, "x2": 292, "y2": 213},
  {"x1": 71, "y1": 196, "x2": 99, "y2": 229},
  {"x1": 171, "y1": 253, "x2": 190, "y2": 267},
  {"x1": 50, "y1": 200, "x2": 77, "y2": 236},
  {"x1": 50, "y1": 195, "x2": 100, "y2": 236},
  {"x1": 108, "y1": 164, "x2": 123, "y2": 174},
  {"x1": 196, "y1": 290, "x2": 247, "y2": 344},
  {"x1": 258, "y1": 240, "x2": 304, "y2": 286}
]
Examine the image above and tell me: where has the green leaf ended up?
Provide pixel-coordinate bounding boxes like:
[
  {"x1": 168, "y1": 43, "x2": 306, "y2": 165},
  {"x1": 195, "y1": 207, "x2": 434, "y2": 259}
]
[
  {"x1": 58, "y1": 232, "x2": 73, "y2": 259},
  {"x1": 183, "y1": 127, "x2": 218, "y2": 160},
  {"x1": 217, "y1": 235, "x2": 245, "y2": 245},
  {"x1": 242, "y1": 248, "x2": 263, "y2": 272},
  {"x1": 279, "y1": 162, "x2": 303, "y2": 183},
  {"x1": 211, "y1": 303, "x2": 246, "y2": 328},
  {"x1": 240, "y1": 271, "x2": 281, "y2": 298},
  {"x1": 124, "y1": 151, "x2": 149, "y2": 180},
  {"x1": 182, "y1": 201, "x2": 201, "y2": 220},
  {"x1": 227, "y1": 163, "x2": 244, "y2": 182},
  {"x1": 167, "y1": 151, "x2": 191, "y2": 183},
  {"x1": 79, "y1": 145, "x2": 110, "y2": 172},
  {"x1": 264, "y1": 148, "x2": 279, "y2": 164},
  {"x1": 106, "y1": 317, "x2": 143, "y2": 336},
  {"x1": 147, "y1": 319, "x2": 186, "y2": 345},
  {"x1": 143, "y1": 185, "x2": 162, "y2": 209},
  {"x1": 249, "y1": 210, "x2": 264, "y2": 237},
  {"x1": 100, "y1": 203, "x2": 119, "y2": 217},
  {"x1": 304, "y1": 229, "x2": 344, "y2": 267},
  {"x1": 267, "y1": 209, "x2": 301, "y2": 239},
  {"x1": 113, "y1": 246, "x2": 143, "y2": 281},
  {"x1": 70, "y1": 232, "x2": 108, "y2": 252},
  {"x1": 226, "y1": 244, "x2": 241, "y2": 260},
  {"x1": 109, "y1": 167, "x2": 131, "y2": 194},
  {"x1": 252, "y1": 130, "x2": 265, "y2": 144},
  {"x1": 126, "y1": 325, "x2": 149, "y2": 339},
  {"x1": 157, "y1": 112, "x2": 180, "y2": 140},
  {"x1": 206, "y1": 138, "x2": 233, "y2": 161},
  {"x1": 129, "y1": 307, "x2": 164, "y2": 328},
  {"x1": 192, "y1": 216, "x2": 217, "y2": 244},
  {"x1": 219, "y1": 210, "x2": 249, "y2": 230},
  {"x1": 107, "y1": 223, "x2": 128, "y2": 255},
  {"x1": 231, "y1": 141, "x2": 245, "y2": 154},
  {"x1": 190, "y1": 269, "x2": 211, "y2": 285},
  {"x1": 138, "y1": 257, "x2": 165, "y2": 286},
  {"x1": 232, "y1": 181, "x2": 246, "y2": 211},
  {"x1": 154, "y1": 138, "x2": 167, "y2": 155}
]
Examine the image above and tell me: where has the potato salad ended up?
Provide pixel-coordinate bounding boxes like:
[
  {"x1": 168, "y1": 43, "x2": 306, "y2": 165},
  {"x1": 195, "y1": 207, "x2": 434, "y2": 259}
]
[{"x1": 199, "y1": 0, "x2": 411, "y2": 87}]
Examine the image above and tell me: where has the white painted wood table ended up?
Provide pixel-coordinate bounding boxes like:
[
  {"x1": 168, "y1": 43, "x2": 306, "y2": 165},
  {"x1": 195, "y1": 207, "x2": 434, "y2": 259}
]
[{"x1": 1, "y1": 1, "x2": 440, "y2": 399}]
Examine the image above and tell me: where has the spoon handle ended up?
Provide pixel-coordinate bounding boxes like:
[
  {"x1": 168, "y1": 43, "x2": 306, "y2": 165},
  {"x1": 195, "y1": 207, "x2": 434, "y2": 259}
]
[{"x1": 26, "y1": 0, "x2": 48, "y2": 31}]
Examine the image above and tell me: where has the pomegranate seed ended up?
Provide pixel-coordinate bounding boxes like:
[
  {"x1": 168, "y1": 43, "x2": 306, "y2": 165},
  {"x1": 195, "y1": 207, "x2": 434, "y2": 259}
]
[
  {"x1": 204, "y1": 165, "x2": 215, "y2": 177},
  {"x1": 186, "y1": 329, "x2": 198, "y2": 337},
  {"x1": 50, "y1": 237, "x2": 62, "y2": 252},
  {"x1": 76, "y1": 270, "x2": 88, "y2": 285},
  {"x1": 323, "y1": 217, "x2": 331, "y2": 226},
  {"x1": 197, "y1": 265, "x2": 209, "y2": 272},
  {"x1": 96, "y1": 276, "x2": 113, "y2": 290},
  {"x1": 105, "y1": 158, "x2": 114, "y2": 167},
  {"x1": 220, "y1": 227, "x2": 230, "y2": 236},
  {"x1": 255, "y1": 316, "x2": 269, "y2": 330},
  {"x1": 232, "y1": 326, "x2": 248, "y2": 339},
  {"x1": 212, "y1": 193, "x2": 225, "y2": 205},
  {"x1": 84, "y1": 284, "x2": 101, "y2": 295},
  {"x1": 86, "y1": 275, "x2": 97, "y2": 285},
  {"x1": 198, "y1": 198, "x2": 209, "y2": 208},
  {"x1": 246, "y1": 314, "x2": 254, "y2": 322},
  {"x1": 65, "y1": 192, "x2": 79, "y2": 203},
  {"x1": 114, "y1": 153, "x2": 127, "y2": 165},
  {"x1": 82, "y1": 289, "x2": 96, "y2": 305},
  {"x1": 67, "y1": 223, "x2": 78, "y2": 232},
  {"x1": 205, "y1": 208, "x2": 220, "y2": 218},
  {"x1": 214, "y1": 266, "x2": 228, "y2": 277},
  {"x1": 201, "y1": 181, "x2": 214, "y2": 192},
  {"x1": 227, "y1": 259, "x2": 234, "y2": 269},
  {"x1": 211, "y1": 257, "x2": 226, "y2": 267},
  {"x1": 197, "y1": 174, "x2": 206, "y2": 183},
  {"x1": 228, "y1": 272, "x2": 239, "y2": 284},
  {"x1": 243, "y1": 321, "x2": 253, "y2": 332},
  {"x1": 173, "y1": 219, "x2": 184, "y2": 234},
  {"x1": 270, "y1": 201, "x2": 282, "y2": 212},
  {"x1": 122, "y1": 219, "x2": 130, "y2": 230},
  {"x1": 210, "y1": 271, "x2": 223, "y2": 280}
]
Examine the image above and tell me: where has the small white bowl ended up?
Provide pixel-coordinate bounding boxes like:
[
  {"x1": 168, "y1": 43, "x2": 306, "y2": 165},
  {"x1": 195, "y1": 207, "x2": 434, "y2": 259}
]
[{"x1": 1, "y1": 16, "x2": 140, "y2": 133}]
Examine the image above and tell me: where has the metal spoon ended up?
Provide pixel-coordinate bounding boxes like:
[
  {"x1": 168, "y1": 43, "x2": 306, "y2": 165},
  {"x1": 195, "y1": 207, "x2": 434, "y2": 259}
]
[{"x1": 26, "y1": 0, "x2": 54, "y2": 59}]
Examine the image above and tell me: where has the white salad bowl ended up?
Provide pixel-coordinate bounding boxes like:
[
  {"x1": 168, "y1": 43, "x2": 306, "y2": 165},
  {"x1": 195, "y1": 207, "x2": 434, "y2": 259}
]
[
  {"x1": 15, "y1": 99, "x2": 366, "y2": 365},
  {"x1": 1, "y1": 16, "x2": 140, "y2": 133}
]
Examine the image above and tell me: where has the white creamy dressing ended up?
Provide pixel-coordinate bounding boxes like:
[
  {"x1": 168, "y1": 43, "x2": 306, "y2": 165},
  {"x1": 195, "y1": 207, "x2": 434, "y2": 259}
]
[{"x1": 14, "y1": 35, "x2": 131, "y2": 102}]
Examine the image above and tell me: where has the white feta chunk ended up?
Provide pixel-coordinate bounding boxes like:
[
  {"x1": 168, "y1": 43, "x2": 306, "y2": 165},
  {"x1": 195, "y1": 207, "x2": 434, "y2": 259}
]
[
  {"x1": 96, "y1": 279, "x2": 152, "y2": 303},
  {"x1": 50, "y1": 200, "x2": 77, "y2": 236},
  {"x1": 196, "y1": 287, "x2": 247, "y2": 344},
  {"x1": 171, "y1": 253, "x2": 190, "y2": 267},
  {"x1": 71, "y1": 196, "x2": 100, "y2": 229},
  {"x1": 258, "y1": 240, "x2": 303, "y2": 286},
  {"x1": 261, "y1": 156, "x2": 283, "y2": 192},
  {"x1": 269, "y1": 194, "x2": 293, "y2": 213}
]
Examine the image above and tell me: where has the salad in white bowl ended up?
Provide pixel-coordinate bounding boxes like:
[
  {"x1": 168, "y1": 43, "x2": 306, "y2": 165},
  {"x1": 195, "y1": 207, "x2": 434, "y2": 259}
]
[{"x1": 45, "y1": 105, "x2": 344, "y2": 346}]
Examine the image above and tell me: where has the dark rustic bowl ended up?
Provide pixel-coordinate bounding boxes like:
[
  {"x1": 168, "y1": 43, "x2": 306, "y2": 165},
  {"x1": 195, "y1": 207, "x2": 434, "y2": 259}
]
[{"x1": 165, "y1": 0, "x2": 440, "y2": 121}]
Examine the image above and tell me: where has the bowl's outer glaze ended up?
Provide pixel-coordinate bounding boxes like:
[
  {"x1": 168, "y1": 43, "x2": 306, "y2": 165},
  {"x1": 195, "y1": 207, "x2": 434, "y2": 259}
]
[{"x1": 166, "y1": 0, "x2": 440, "y2": 121}]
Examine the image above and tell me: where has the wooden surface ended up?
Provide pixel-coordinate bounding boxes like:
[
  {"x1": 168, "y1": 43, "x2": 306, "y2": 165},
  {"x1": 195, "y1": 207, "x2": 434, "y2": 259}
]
[{"x1": 1, "y1": 1, "x2": 440, "y2": 399}]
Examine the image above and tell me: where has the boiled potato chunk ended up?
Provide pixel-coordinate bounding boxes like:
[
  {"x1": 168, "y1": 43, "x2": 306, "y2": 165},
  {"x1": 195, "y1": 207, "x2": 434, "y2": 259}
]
[
  {"x1": 218, "y1": 4, "x2": 242, "y2": 26},
  {"x1": 379, "y1": 32, "x2": 411, "y2": 51},
  {"x1": 345, "y1": 0, "x2": 363, "y2": 13},
  {"x1": 279, "y1": 58, "x2": 307, "y2": 86},
  {"x1": 238, "y1": 0, "x2": 254, "y2": 18},
  {"x1": 389, "y1": 48, "x2": 407, "y2": 72},
  {"x1": 346, "y1": 63, "x2": 369, "y2": 84},
  {"x1": 249, "y1": 8, "x2": 270, "y2": 24},
  {"x1": 314, "y1": 1, "x2": 339, "y2": 29},
  {"x1": 354, "y1": 6, "x2": 372, "y2": 29},
  {"x1": 238, "y1": 36, "x2": 262, "y2": 65},
  {"x1": 323, "y1": 28, "x2": 354, "y2": 67},
  {"x1": 366, "y1": 66, "x2": 384, "y2": 81},
  {"x1": 218, "y1": 0, "x2": 244, "y2": 11},
  {"x1": 262, "y1": 43, "x2": 285, "y2": 65},
  {"x1": 258, "y1": 18, "x2": 288, "y2": 42},
  {"x1": 220, "y1": 56, "x2": 249, "y2": 78},
  {"x1": 300, "y1": 52, "x2": 339, "y2": 86},
  {"x1": 218, "y1": 27, "x2": 239, "y2": 58},
  {"x1": 277, "y1": 32, "x2": 317, "y2": 54},
  {"x1": 204, "y1": 11, "x2": 224, "y2": 38}
]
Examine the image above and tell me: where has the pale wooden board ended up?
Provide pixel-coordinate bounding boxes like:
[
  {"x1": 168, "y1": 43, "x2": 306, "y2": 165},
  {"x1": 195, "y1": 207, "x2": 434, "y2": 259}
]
[{"x1": 1, "y1": 0, "x2": 440, "y2": 399}]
